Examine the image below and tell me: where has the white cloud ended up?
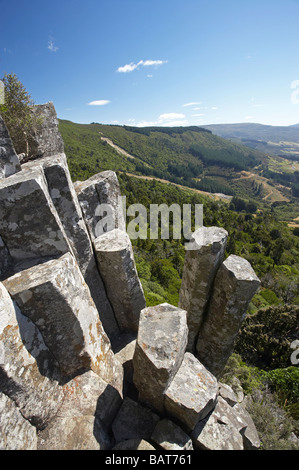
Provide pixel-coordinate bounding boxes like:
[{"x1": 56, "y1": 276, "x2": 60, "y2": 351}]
[
  {"x1": 117, "y1": 59, "x2": 167, "y2": 73},
  {"x1": 88, "y1": 100, "x2": 110, "y2": 106},
  {"x1": 48, "y1": 39, "x2": 58, "y2": 52},
  {"x1": 211, "y1": 106, "x2": 218, "y2": 110},
  {"x1": 182, "y1": 102, "x2": 202, "y2": 107},
  {"x1": 136, "y1": 112, "x2": 188, "y2": 127},
  {"x1": 192, "y1": 113, "x2": 205, "y2": 117}
]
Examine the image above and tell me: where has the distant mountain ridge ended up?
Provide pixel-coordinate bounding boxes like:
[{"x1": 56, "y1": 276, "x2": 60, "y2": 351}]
[{"x1": 202, "y1": 123, "x2": 299, "y2": 159}]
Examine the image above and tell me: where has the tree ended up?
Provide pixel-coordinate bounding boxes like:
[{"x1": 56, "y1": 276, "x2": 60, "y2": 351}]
[{"x1": 0, "y1": 73, "x2": 40, "y2": 156}]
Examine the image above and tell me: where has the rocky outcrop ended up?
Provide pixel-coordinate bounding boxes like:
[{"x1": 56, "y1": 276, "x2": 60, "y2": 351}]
[
  {"x1": 179, "y1": 226, "x2": 228, "y2": 351},
  {"x1": 0, "y1": 115, "x2": 21, "y2": 179},
  {"x1": 0, "y1": 105, "x2": 262, "y2": 450}
]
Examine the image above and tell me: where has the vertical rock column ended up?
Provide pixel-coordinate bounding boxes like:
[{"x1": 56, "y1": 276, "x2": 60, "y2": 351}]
[
  {"x1": 75, "y1": 170, "x2": 126, "y2": 242},
  {"x1": 132, "y1": 303, "x2": 188, "y2": 413},
  {"x1": 178, "y1": 226, "x2": 228, "y2": 352},
  {"x1": 3, "y1": 253, "x2": 123, "y2": 390},
  {"x1": 195, "y1": 254, "x2": 261, "y2": 378},
  {"x1": 0, "y1": 114, "x2": 21, "y2": 179},
  {"x1": 0, "y1": 166, "x2": 73, "y2": 280},
  {"x1": 23, "y1": 155, "x2": 119, "y2": 339},
  {"x1": 94, "y1": 229, "x2": 146, "y2": 333}
]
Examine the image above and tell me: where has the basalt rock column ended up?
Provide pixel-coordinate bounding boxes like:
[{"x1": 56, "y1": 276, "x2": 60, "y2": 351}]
[
  {"x1": 23, "y1": 154, "x2": 119, "y2": 339},
  {"x1": 0, "y1": 114, "x2": 21, "y2": 179},
  {"x1": 164, "y1": 352, "x2": 218, "y2": 432},
  {"x1": 0, "y1": 282, "x2": 64, "y2": 429},
  {"x1": 178, "y1": 226, "x2": 228, "y2": 352},
  {"x1": 3, "y1": 253, "x2": 123, "y2": 388},
  {"x1": 0, "y1": 166, "x2": 73, "y2": 280},
  {"x1": 94, "y1": 229, "x2": 146, "y2": 333},
  {"x1": 195, "y1": 254, "x2": 261, "y2": 378},
  {"x1": 133, "y1": 303, "x2": 188, "y2": 413},
  {"x1": 75, "y1": 170, "x2": 126, "y2": 241}
]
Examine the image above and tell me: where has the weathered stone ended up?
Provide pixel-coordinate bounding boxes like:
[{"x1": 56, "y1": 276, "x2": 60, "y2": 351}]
[
  {"x1": 113, "y1": 439, "x2": 156, "y2": 450},
  {"x1": 196, "y1": 255, "x2": 261, "y2": 378},
  {"x1": 0, "y1": 392, "x2": 37, "y2": 450},
  {"x1": 219, "y1": 382, "x2": 239, "y2": 407},
  {"x1": 75, "y1": 170, "x2": 126, "y2": 241},
  {"x1": 37, "y1": 415, "x2": 110, "y2": 450},
  {"x1": 3, "y1": 253, "x2": 123, "y2": 388},
  {"x1": 233, "y1": 403, "x2": 261, "y2": 450},
  {"x1": 0, "y1": 282, "x2": 63, "y2": 429},
  {"x1": 0, "y1": 114, "x2": 21, "y2": 178},
  {"x1": 151, "y1": 419, "x2": 194, "y2": 450},
  {"x1": 112, "y1": 397, "x2": 159, "y2": 443},
  {"x1": 114, "y1": 334, "x2": 136, "y2": 385},
  {"x1": 60, "y1": 370, "x2": 122, "y2": 428},
  {"x1": 0, "y1": 166, "x2": 73, "y2": 280},
  {"x1": 0, "y1": 236, "x2": 13, "y2": 280},
  {"x1": 94, "y1": 229, "x2": 146, "y2": 333},
  {"x1": 179, "y1": 226, "x2": 228, "y2": 351},
  {"x1": 191, "y1": 406, "x2": 244, "y2": 451},
  {"x1": 29, "y1": 102, "x2": 64, "y2": 160},
  {"x1": 133, "y1": 303, "x2": 188, "y2": 413},
  {"x1": 164, "y1": 352, "x2": 218, "y2": 432},
  {"x1": 23, "y1": 154, "x2": 119, "y2": 339}
]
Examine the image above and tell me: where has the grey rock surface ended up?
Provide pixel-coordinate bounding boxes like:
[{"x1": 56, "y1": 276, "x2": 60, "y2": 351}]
[
  {"x1": 0, "y1": 166, "x2": 73, "y2": 280},
  {"x1": 179, "y1": 226, "x2": 228, "y2": 351},
  {"x1": 0, "y1": 282, "x2": 63, "y2": 429},
  {"x1": 94, "y1": 229, "x2": 145, "y2": 333},
  {"x1": 0, "y1": 114, "x2": 21, "y2": 179},
  {"x1": 196, "y1": 254, "x2": 261, "y2": 378},
  {"x1": 37, "y1": 415, "x2": 110, "y2": 450},
  {"x1": 164, "y1": 352, "x2": 218, "y2": 432},
  {"x1": 29, "y1": 102, "x2": 64, "y2": 160},
  {"x1": 112, "y1": 439, "x2": 156, "y2": 450},
  {"x1": 75, "y1": 170, "x2": 125, "y2": 241},
  {"x1": 112, "y1": 397, "x2": 160, "y2": 444},
  {"x1": 133, "y1": 303, "x2": 188, "y2": 413},
  {"x1": 151, "y1": 419, "x2": 194, "y2": 450},
  {"x1": 3, "y1": 253, "x2": 122, "y2": 388},
  {"x1": 0, "y1": 392, "x2": 37, "y2": 450},
  {"x1": 23, "y1": 154, "x2": 119, "y2": 339}
]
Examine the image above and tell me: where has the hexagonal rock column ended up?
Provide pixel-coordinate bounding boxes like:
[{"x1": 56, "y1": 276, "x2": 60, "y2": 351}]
[
  {"x1": 75, "y1": 170, "x2": 126, "y2": 241},
  {"x1": 0, "y1": 166, "x2": 73, "y2": 280},
  {"x1": 29, "y1": 102, "x2": 65, "y2": 160},
  {"x1": 133, "y1": 303, "x2": 188, "y2": 413},
  {"x1": 196, "y1": 254, "x2": 261, "y2": 378},
  {"x1": 164, "y1": 352, "x2": 218, "y2": 432},
  {"x1": 0, "y1": 114, "x2": 21, "y2": 179},
  {"x1": 178, "y1": 226, "x2": 228, "y2": 352},
  {"x1": 94, "y1": 229, "x2": 146, "y2": 333},
  {"x1": 23, "y1": 155, "x2": 119, "y2": 339},
  {"x1": 3, "y1": 253, "x2": 123, "y2": 388},
  {"x1": 0, "y1": 282, "x2": 64, "y2": 429}
]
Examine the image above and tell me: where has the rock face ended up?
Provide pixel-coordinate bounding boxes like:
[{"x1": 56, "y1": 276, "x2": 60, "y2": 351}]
[
  {"x1": 195, "y1": 254, "x2": 261, "y2": 378},
  {"x1": 0, "y1": 101, "x2": 262, "y2": 450},
  {"x1": 133, "y1": 303, "x2": 188, "y2": 413},
  {"x1": 179, "y1": 226, "x2": 228, "y2": 351},
  {"x1": 75, "y1": 170, "x2": 126, "y2": 241},
  {"x1": 29, "y1": 102, "x2": 65, "y2": 160},
  {"x1": 0, "y1": 115, "x2": 21, "y2": 179},
  {"x1": 94, "y1": 229, "x2": 146, "y2": 333}
]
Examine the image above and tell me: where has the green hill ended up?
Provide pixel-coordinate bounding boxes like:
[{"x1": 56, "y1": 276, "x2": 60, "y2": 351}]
[{"x1": 59, "y1": 120, "x2": 264, "y2": 196}]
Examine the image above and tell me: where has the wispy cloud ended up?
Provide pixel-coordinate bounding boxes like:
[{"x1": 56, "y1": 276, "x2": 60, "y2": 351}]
[
  {"x1": 117, "y1": 59, "x2": 167, "y2": 73},
  {"x1": 48, "y1": 38, "x2": 59, "y2": 52},
  {"x1": 88, "y1": 100, "x2": 110, "y2": 106},
  {"x1": 182, "y1": 102, "x2": 202, "y2": 107}
]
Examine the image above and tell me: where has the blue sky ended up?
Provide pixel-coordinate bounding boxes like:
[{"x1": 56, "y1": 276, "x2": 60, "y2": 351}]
[{"x1": 1, "y1": 0, "x2": 299, "y2": 127}]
